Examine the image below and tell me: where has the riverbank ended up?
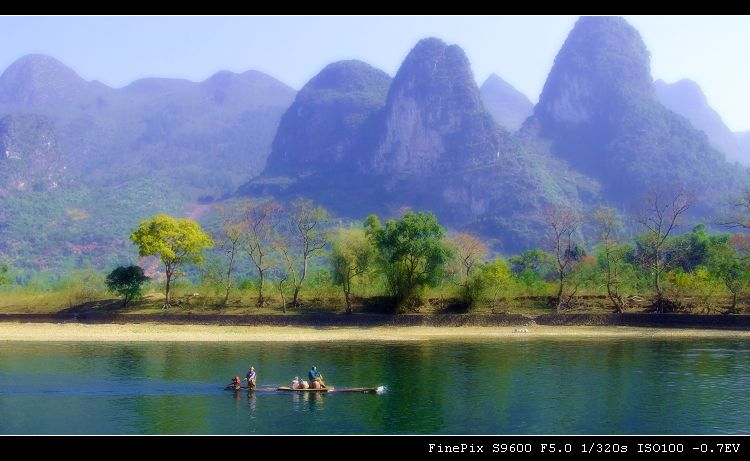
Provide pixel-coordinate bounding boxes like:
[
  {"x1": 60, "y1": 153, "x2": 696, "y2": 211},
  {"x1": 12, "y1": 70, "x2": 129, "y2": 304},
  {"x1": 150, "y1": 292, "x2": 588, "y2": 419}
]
[{"x1": 1, "y1": 323, "x2": 749, "y2": 342}]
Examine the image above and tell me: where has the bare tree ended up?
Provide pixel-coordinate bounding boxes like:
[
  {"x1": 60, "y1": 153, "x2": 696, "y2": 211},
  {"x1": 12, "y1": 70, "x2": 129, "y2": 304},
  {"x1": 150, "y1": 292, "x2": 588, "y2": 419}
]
[
  {"x1": 448, "y1": 232, "x2": 489, "y2": 302},
  {"x1": 633, "y1": 189, "x2": 693, "y2": 313},
  {"x1": 594, "y1": 206, "x2": 625, "y2": 313},
  {"x1": 244, "y1": 201, "x2": 283, "y2": 307},
  {"x1": 214, "y1": 204, "x2": 246, "y2": 306},
  {"x1": 288, "y1": 199, "x2": 330, "y2": 307},
  {"x1": 274, "y1": 237, "x2": 295, "y2": 314},
  {"x1": 543, "y1": 206, "x2": 580, "y2": 312},
  {"x1": 718, "y1": 188, "x2": 750, "y2": 231}
]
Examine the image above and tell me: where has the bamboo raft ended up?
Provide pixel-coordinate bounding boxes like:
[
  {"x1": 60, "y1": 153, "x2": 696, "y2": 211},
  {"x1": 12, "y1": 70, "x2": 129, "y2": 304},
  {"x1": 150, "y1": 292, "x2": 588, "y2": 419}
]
[{"x1": 225, "y1": 385, "x2": 378, "y2": 393}]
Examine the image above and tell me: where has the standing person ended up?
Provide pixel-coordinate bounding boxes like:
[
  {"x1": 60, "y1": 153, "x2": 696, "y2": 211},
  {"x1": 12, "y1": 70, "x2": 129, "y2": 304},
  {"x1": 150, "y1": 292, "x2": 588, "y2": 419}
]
[
  {"x1": 308, "y1": 365, "x2": 325, "y2": 389},
  {"x1": 246, "y1": 366, "x2": 257, "y2": 389}
]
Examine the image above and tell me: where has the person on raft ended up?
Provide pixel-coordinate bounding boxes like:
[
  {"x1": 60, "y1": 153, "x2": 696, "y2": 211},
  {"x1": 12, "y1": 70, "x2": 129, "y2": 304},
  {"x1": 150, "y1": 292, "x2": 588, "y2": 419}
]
[
  {"x1": 246, "y1": 366, "x2": 257, "y2": 389},
  {"x1": 308, "y1": 365, "x2": 325, "y2": 389},
  {"x1": 230, "y1": 376, "x2": 242, "y2": 390}
]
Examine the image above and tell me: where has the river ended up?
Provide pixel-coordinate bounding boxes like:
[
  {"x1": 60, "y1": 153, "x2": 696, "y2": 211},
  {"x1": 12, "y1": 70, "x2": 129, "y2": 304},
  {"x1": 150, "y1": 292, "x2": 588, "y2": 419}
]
[{"x1": 0, "y1": 338, "x2": 748, "y2": 434}]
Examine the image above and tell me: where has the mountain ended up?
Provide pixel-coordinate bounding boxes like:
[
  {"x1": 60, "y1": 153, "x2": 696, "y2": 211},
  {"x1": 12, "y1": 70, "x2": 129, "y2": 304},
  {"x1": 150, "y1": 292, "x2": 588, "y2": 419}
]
[
  {"x1": 0, "y1": 55, "x2": 296, "y2": 199},
  {"x1": 655, "y1": 78, "x2": 746, "y2": 165},
  {"x1": 0, "y1": 55, "x2": 295, "y2": 270},
  {"x1": 480, "y1": 74, "x2": 533, "y2": 131},
  {"x1": 737, "y1": 131, "x2": 750, "y2": 160},
  {"x1": 0, "y1": 54, "x2": 100, "y2": 108},
  {"x1": 263, "y1": 60, "x2": 391, "y2": 176},
  {"x1": 247, "y1": 38, "x2": 577, "y2": 251},
  {"x1": 0, "y1": 114, "x2": 66, "y2": 194},
  {"x1": 525, "y1": 16, "x2": 747, "y2": 214}
]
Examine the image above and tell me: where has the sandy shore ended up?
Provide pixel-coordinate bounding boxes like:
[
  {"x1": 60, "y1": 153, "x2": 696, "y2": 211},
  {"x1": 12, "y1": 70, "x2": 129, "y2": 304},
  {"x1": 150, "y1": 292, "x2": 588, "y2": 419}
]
[{"x1": 0, "y1": 322, "x2": 748, "y2": 342}]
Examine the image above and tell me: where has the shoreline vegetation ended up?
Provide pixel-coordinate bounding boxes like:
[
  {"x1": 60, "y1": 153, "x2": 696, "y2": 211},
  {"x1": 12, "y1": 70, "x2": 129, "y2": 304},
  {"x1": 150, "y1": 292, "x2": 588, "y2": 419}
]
[
  {"x1": 5, "y1": 199, "x2": 750, "y2": 324},
  {"x1": 1, "y1": 323, "x2": 748, "y2": 342}
]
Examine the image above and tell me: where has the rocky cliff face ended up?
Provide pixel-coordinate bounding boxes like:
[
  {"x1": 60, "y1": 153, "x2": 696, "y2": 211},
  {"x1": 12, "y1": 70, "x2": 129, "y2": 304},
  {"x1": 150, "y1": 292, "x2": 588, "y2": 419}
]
[
  {"x1": 655, "y1": 78, "x2": 746, "y2": 165},
  {"x1": 246, "y1": 38, "x2": 578, "y2": 252},
  {"x1": 264, "y1": 60, "x2": 391, "y2": 176},
  {"x1": 368, "y1": 38, "x2": 508, "y2": 176},
  {"x1": 0, "y1": 114, "x2": 65, "y2": 193},
  {"x1": 480, "y1": 74, "x2": 533, "y2": 131}
]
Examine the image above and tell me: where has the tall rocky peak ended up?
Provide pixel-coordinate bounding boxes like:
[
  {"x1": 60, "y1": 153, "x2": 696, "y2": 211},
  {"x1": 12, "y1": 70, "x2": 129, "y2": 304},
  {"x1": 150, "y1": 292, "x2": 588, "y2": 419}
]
[
  {"x1": 527, "y1": 15, "x2": 745, "y2": 210},
  {"x1": 0, "y1": 114, "x2": 65, "y2": 192},
  {"x1": 0, "y1": 54, "x2": 94, "y2": 107},
  {"x1": 369, "y1": 37, "x2": 507, "y2": 176},
  {"x1": 535, "y1": 16, "x2": 653, "y2": 129},
  {"x1": 655, "y1": 78, "x2": 746, "y2": 165},
  {"x1": 263, "y1": 60, "x2": 391, "y2": 176},
  {"x1": 480, "y1": 74, "x2": 533, "y2": 131}
]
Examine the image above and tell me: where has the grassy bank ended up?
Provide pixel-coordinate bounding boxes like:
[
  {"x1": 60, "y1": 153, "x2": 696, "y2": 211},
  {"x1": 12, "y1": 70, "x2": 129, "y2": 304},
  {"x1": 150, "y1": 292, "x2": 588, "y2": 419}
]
[{"x1": 1, "y1": 323, "x2": 749, "y2": 342}]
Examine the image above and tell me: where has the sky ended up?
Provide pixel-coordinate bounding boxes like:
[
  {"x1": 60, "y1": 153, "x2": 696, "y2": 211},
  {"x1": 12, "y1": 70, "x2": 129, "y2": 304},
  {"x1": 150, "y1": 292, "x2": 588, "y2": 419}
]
[{"x1": 0, "y1": 15, "x2": 749, "y2": 131}]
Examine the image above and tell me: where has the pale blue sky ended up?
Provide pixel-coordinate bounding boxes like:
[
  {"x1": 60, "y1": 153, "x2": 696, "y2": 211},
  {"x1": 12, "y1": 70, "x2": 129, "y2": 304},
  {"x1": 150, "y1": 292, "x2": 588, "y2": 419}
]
[{"x1": 1, "y1": 15, "x2": 749, "y2": 131}]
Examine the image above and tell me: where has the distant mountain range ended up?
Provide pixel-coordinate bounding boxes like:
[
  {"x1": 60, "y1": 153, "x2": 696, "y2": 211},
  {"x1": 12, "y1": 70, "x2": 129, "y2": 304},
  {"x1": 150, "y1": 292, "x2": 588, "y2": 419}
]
[{"x1": 2, "y1": 16, "x2": 749, "y2": 269}]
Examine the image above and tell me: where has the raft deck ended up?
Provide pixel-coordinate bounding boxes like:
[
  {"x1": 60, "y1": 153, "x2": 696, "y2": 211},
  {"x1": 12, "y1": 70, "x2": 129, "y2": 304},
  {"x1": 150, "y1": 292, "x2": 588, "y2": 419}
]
[{"x1": 225, "y1": 385, "x2": 378, "y2": 393}]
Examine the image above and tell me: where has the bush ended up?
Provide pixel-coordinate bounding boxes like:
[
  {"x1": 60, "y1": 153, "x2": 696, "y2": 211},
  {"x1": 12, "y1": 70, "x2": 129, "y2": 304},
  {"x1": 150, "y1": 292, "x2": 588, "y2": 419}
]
[{"x1": 105, "y1": 266, "x2": 149, "y2": 307}]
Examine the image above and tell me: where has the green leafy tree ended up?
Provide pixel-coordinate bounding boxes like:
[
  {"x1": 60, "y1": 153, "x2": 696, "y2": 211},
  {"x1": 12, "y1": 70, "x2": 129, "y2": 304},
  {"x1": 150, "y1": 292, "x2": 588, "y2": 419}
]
[
  {"x1": 465, "y1": 258, "x2": 514, "y2": 309},
  {"x1": 130, "y1": 215, "x2": 213, "y2": 307},
  {"x1": 331, "y1": 227, "x2": 375, "y2": 314},
  {"x1": 365, "y1": 212, "x2": 452, "y2": 308},
  {"x1": 509, "y1": 249, "x2": 555, "y2": 289},
  {"x1": 0, "y1": 263, "x2": 9, "y2": 286},
  {"x1": 708, "y1": 235, "x2": 749, "y2": 313},
  {"x1": 105, "y1": 265, "x2": 149, "y2": 307}
]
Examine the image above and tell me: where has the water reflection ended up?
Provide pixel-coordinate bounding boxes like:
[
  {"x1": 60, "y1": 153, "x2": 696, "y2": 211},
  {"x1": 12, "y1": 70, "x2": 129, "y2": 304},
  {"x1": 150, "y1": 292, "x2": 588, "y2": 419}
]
[{"x1": 291, "y1": 391, "x2": 326, "y2": 412}]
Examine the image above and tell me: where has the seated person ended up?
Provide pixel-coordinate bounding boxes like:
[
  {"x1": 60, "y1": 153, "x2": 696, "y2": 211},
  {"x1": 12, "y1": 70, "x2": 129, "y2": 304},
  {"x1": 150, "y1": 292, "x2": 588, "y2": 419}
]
[{"x1": 308, "y1": 366, "x2": 325, "y2": 388}]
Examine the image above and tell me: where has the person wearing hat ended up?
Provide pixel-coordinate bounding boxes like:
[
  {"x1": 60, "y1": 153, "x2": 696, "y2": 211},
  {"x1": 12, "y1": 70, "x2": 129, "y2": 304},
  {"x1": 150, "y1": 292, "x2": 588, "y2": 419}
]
[
  {"x1": 246, "y1": 366, "x2": 257, "y2": 389},
  {"x1": 308, "y1": 365, "x2": 325, "y2": 389}
]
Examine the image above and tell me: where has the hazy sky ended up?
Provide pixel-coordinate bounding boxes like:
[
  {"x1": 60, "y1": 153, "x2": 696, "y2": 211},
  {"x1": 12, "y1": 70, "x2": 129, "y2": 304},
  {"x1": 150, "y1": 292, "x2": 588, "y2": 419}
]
[{"x1": 1, "y1": 15, "x2": 749, "y2": 131}]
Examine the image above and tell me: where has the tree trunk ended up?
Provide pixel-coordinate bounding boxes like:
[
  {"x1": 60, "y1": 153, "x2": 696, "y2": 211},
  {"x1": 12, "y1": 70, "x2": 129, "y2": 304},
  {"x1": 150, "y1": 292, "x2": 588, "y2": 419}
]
[
  {"x1": 292, "y1": 256, "x2": 309, "y2": 307},
  {"x1": 292, "y1": 285, "x2": 301, "y2": 308},
  {"x1": 344, "y1": 288, "x2": 352, "y2": 315},
  {"x1": 732, "y1": 292, "x2": 738, "y2": 313},
  {"x1": 556, "y1": 271, "x2": 564, "y2": 313},
  {"x1": 257, "y1": 270, "x2": 265, "y2": 307},
  {"x1": 223, "y1": 254, "x2": 234, "y2": 306},
  {"x1": 165, "y1": 272, "x2": 172, "y2": 308},
  {"x1": 279, "y1": 279, "x2": 286, "y2": 313},
  {"x1": 654, "y1": 255, "x2": 662, "y2": 312}
]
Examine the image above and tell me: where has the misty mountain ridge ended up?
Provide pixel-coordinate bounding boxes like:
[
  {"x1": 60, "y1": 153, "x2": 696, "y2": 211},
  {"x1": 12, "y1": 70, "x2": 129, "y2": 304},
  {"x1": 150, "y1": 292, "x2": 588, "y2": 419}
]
[
  {"x1": 655, "y1": 78, "x2": 747, "y2": 165},
  {"x1": 2, "y1": 16, "x2": 750, "y2": 269}
]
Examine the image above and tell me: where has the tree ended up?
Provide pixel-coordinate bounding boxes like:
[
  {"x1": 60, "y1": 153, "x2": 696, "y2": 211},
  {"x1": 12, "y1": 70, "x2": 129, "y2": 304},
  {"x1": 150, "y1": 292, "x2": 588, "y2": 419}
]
[
  {"x1": 105, "y1": 265, "x2": 149, "y2": 307},
  {"x1": 331, "y1": 227, "x2": 375, "y2": 314},
  {"x1": 365, "y1": 212, "x2": 452, "y2": 308},
  {"x1": 0, "y1": 263, "x2": 9, "y2": 286},
  {"x1": 243, "y1": 201, "x2": 282, "y2": 307},
  {"x1": 130, "y1": 215, "x2": 213, "y2": 307},
  {"x1": 465, "y1": 258, "x2": 513, "y2": 309},
  {"x1": 288, "y1": 199, "x2": 330, "y2": 307},
  {"x1": 543, "y1": 206, "x2": 580, "y2": 312},
  {"x1": 708, "y1": 235, "x2": 748, "y2": 313},
  {"x1": 594, "y1": 206, "x2": 626, "y2": 312},
  {"x1": 447, "y1": 232, "x2": 489, "y2": 302},
  {"x1": 213, "y1": 204, "x2": 247, "y2": 306},
  {"x1": 633, "y1": 189, "x2": 693, "y2": 312}
]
